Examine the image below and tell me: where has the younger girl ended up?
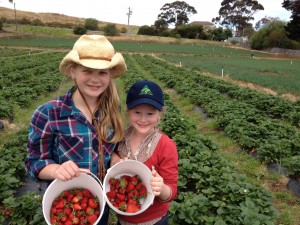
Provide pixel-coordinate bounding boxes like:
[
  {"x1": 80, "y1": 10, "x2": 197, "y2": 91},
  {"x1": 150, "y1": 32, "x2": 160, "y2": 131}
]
[{"x1": 113, "y1": 80, "x2": 178, "y2": 225}]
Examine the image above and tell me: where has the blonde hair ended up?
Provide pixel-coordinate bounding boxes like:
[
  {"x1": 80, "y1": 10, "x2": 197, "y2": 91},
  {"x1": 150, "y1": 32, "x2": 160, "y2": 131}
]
[{"x1": 98, "y1": 79, "x2": 124, "y2": 143}]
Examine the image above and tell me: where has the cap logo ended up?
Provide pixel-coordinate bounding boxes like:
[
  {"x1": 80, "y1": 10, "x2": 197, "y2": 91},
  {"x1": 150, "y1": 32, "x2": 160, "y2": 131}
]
[{"x1": 139, "y1": 85, "x2": 153, "y2": 95}]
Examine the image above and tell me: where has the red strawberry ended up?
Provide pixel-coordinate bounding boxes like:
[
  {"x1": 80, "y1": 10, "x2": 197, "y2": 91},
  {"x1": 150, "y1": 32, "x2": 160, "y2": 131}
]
[
  {"x1": 119, "y1": 177, "x2": 128, "y2": 189},
  {"x1": 73, "y1": 203, "x2": 82, "y2": 211},
  {"x1": 139, "y1": 184, "x2": 147, "y2": 198},
  {"x1": 82, "y1": 188, "x2": 92, "y2": 198},
  {"x1": 72, "y1": 217, "x2": 80, "y2": 224},
  {"x1": 50, "y1": 215, "x2": 58, "y2": 224},
  {"x1": 126, "y1": 203, "x2": 140, "y2": 213},
  {"x1": 127, "y1": 182, "x2": 135, "y2": 192},
  {"x1": 88, "y1": 197, "x2": 99, "y2": 209},
  {"x1": 64, "y1": 219, "x2": 73, "y2": 225},
  {"x1": 121, "y1": 175, "x2": 131, "y2": 182},
  {"x1": 128, "y1": 199, "x2": 138, "y2": 205},
  {"x1": 55, "y1": 200, "x2": 65, "y2": 209},
  {"x1": 118, "y1": 201, "x2": 127, "y2": 211},
  {"x1": 106, "y1": 190, "x2": 117, "y2": 199},
  {"x1": 109, "y1": 177, "x2": 117, "y2": 185},
  {"x1": 50, "y1": 207, "x2": 57, "y2": 215},
  {"x1": 130, "y1": 176, "x2": 139, "y2": 185},
  {"x1": 86, "y1": 213, "x2": 98, "y2": 224},
  {"x1": 71, "y1": 195, "x2": 82, "y2": 203},
  {"x1": 118, "y1": 187, "x2": 126, "y2": 194},
  {"x1": 116, "y1": 193, "x2": 126, "y2": 201},
  {"x1": 64, "y1": 207, "x2": 72, "y2": 216},
  {"x1": 80, "y1": 202, "x2": 88, "y2": 210},
  {"x1": 85, "y1": 206, "x2": 94, "y2": 215},
  {"x1": 59, "y1": 212, "x2": 67, "y2": 222}
]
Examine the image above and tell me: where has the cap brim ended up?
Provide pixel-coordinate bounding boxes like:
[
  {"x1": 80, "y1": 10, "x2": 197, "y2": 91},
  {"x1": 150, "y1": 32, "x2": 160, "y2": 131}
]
[{"x1": 127, "y1": 98, "x2": 163, "y2": 111}]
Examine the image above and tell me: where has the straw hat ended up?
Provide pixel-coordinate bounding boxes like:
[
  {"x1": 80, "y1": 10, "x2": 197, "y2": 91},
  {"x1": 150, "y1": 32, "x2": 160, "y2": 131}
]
[{"x1": 59, "y1": 35, "x2": 127, "y2": 78}]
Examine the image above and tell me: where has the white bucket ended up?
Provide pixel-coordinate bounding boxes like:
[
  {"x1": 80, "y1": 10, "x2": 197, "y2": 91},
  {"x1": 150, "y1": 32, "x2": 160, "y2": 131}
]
[
  {"x1": 103, "y1": 160, "x2": 155, "y2": 216},
  {"x1": 42, "y1": 172, "x2": 105, "y2": 225}
]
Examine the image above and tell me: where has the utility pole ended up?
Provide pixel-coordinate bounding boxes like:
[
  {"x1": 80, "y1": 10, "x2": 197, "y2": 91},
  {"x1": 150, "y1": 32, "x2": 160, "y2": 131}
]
[
  {"x1": 9, "y1": 0, "x2": 17, "y2": 31},
  {"x1": 126, "y1": 6, "x2": 132, "y2": 26},
  {"x1": 13, "y1": 2, "x2": 17, "y2": 31}
]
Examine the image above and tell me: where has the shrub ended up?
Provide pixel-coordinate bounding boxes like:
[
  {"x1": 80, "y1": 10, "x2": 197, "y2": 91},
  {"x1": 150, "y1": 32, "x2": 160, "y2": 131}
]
[
  {"x1": 73, "y1": 25, "x2": 87, "y2": 35},
  {"x1": 120, "y1": 27, "x2": 127, "y2": 33},
  {"x1": 31, "y1": 19, "x2": 43, "y2": 26},
  {"x1": 19, "y1": 17, "x2": 31, "y2": 25},
  {"x1": 103, "y1": 24, "x2": 119, "y2": 36},
  {"x1": 0, "y1": 20, "x2": 2, "y2": 31},
  {"x1": 84, "y1": 18, "x2": 99, "y2": 31},
  {"x1": 137, "y1": 25, "x2": 156, "y2": 36}
]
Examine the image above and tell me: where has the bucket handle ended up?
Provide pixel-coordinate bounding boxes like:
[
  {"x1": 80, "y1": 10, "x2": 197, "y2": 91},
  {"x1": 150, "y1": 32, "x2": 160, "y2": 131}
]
[{"x1": 79, "y1": 169, "x2": 103, "y2": 189}]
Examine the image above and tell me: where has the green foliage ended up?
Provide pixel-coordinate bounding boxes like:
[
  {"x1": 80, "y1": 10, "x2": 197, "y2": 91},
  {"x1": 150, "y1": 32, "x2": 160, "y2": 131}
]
[
  {"x1": 84, "y1": 18, "x2": 99, "y2": 31},
  {"x1": 157, "y1": 1, "x2": 197, "y2": 28},
  {"x1": 282, "y1": 0, "x2": 300, "y2": 41},
  {"x1": 176, "y1": 24, "x2": 205, "y2": 39},
  {"x1": 2, "y1": 193, "x2": 45, "y2": 225},
  {"x1": 154, "y1": 19, "x2": 168, "y2": 35},
  {"x1": 73, "y1": 24, "x2": 87, "y2": 35},
  {"x1": 31, "y1": 19, "x2": 43, "y2": 26},
  {"x1": 0, "y1": 20, "x2": 3, "y2": 30},
  {"x1": 19, "y1": 17, "x2": 31, "y2": 25},
  {"x1": 137, "y1": 25, "x2": 156, "y2": 36},
  {"x1": 213, "y1": 0, "x2": 264, "y2": 36},
  {"x1": 250, "y1": 20, "x2": 299, "y2": 49},
  {"x1": 103, "y1": 24, "x2": 119, "y2": 36}
]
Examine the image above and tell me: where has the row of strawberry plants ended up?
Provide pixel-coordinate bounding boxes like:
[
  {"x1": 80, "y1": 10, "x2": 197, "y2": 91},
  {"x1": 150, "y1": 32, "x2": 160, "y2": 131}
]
[
  {"x1": 122, "y1": 54, "x2": 277, "y2": 224},
  {"x1": 0, "y1": 47, "x2": 42, "y2": 58},
  {"x1": 131, "y1": 54, "x2": 300, "y2": 178},
  {"x1": 0, "y1": 128, "x2": 45, "y2": 224},
  {"x1": 0, "y1": 49, "x2": 65, "y2": 120}
]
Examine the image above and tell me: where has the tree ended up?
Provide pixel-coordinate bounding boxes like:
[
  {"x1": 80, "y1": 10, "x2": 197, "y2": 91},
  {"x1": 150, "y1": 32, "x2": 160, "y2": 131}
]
[
  {"x1": 137, "y1": 25, "x2": 156, "y2": 36},
  {"x1": 73, "y1": 25, "x2": 87, "y2": 35},
  {"x1": 103, "y1": 24, "x2": 119, "y2": 36},
  {"x1": 157, "y1": 1, "x2": 197, "y2": 28},
  {"x1": 154, "y1": 19, "x2": 168, "y2": 35},
  {"x1": 254, "y1": 16, "x2": 280, "y2": 30},
  {"x1": 282, "y1": 0, "x2": 300, "y2": 41},
  {"x1": 84, "y1": 18, "x2": 99, "y2": 31},
  {"x1": 249, "y1": 20, "x2": 299, "y2": 50},
  {"x1": 213, "y1": 0, "x2": 264, "y2": 36}
]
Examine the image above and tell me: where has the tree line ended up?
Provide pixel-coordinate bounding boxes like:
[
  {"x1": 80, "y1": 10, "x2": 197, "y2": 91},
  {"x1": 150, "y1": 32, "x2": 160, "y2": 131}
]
[{"x1": 1, "y1": 0, "x2": 299, "y2": 50}]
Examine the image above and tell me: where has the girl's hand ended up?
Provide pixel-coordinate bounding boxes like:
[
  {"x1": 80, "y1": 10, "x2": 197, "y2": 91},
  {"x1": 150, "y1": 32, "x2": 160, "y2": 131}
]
[
  {"x1": 53, "y1": 160, "x2": 80, "y2": 181},
  {"x1": 110, "y1": 152, "x2": 129, "y2": 166},
  {"x1": 151, "y1": 167, "x2": 164, "y2": 196}
]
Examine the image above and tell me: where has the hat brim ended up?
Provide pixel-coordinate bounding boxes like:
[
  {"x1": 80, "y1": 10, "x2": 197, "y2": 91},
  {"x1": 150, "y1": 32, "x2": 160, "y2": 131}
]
[
  {"x1": 127, "y1": 98, "x2": 163, "y2": 111},
  {"x1": 59, "y1": 50, "x2": 126, "y2": 78}
]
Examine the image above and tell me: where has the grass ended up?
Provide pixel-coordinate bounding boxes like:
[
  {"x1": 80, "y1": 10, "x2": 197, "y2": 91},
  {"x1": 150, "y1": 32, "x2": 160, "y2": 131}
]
[{"x1": 160, "y1": 54, "x2": 300, "y2": 97}]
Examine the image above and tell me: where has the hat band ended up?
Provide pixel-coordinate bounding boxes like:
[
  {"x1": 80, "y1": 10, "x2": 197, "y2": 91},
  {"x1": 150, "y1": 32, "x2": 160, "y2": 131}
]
[{"x1": 79, "y1": 56, "x2": 111, "y2": 61}]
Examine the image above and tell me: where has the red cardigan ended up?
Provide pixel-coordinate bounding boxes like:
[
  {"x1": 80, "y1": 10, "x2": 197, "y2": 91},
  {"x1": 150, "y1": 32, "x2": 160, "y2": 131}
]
[{"x1": 118, "y1": 132, "x2": 178, "y2": 223}]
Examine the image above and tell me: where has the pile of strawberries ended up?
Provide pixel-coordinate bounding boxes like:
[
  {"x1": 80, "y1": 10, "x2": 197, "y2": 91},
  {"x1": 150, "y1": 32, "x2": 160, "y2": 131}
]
[
  {"x1": 106, "y1": 174, "x2": 148, "y2": 213},
  {"x1": 49, "y1": 188, "x2": 100, "y2": 225}
]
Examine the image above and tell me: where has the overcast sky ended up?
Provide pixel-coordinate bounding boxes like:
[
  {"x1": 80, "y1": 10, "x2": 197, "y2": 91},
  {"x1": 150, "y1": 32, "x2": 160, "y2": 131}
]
[{"x1": 1, "y1": 0, "x2": 292, "y2": 26}]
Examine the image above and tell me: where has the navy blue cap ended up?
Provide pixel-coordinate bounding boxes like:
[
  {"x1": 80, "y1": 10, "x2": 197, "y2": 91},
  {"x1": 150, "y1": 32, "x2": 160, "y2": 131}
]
[{"x1": 126, "y1": 80, "x2": 164, "y2": 111}]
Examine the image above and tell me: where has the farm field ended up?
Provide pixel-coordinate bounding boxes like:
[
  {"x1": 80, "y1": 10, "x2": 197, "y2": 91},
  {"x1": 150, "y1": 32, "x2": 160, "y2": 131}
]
[
  {"x1": 1, "y1": 36, "x2": 300, "y2": 225},
  {"x1": 1, "y1": 35, "x2": 299, "y2": 100}
]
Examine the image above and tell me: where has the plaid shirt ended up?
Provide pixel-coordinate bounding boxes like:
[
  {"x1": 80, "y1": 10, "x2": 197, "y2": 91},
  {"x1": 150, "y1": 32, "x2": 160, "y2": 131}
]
[{"x1": 25, "y1": 87, "x2": 116, "y2": 180}]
